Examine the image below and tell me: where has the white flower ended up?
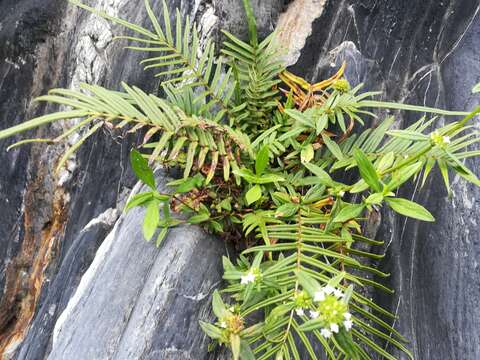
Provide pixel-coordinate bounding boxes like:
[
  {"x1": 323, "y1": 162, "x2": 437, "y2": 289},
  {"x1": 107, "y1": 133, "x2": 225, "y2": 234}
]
[
  {"x1": 444, "y1": 136, "x2": 451, "y2": 144},
  {"x1": 309, "y1": 310, "x2": 319, "y2": 319},
  {"x1": 344, "y1": 312, "x2": 352, "y2": 320},
  {"x1": 333, "y1": 289, "x2": 344, "y2": 298},
  {"x1": 344, "y1": 320, "x2": 353, "y2": 331},
  {"x1": 320, "y1": 328, "x2": 332, "y2": 338},
  {"x1": 330, "y1": 323, "x2": 339, "y2": 333},
  {"x1": 323, "y1": 285, "x2": 335, "y2": 295},
  {"x1": 295, "y1": 308, "x2": 305, "y2": 317},
  {"x1": 314, "y1": 290, "x2": 325, "y2": 302},
  {"x1": 241, "y1": 271, "x2": 256, "y2": 284}
]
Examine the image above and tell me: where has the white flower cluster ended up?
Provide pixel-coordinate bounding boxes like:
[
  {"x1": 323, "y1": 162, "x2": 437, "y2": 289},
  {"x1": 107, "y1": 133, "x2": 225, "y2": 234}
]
[
  {"x1": 295, "y1": 284, "x2": 353, "y2": 338},
  {"x1": 241, "y1": 268, "x2": 261, "y2": 285},
  {"x1": 241, "y1": 271, "x2": 256, "y2": 284},
  {"x1": 319, "y1": 312, "x2": 352, "y2": 338},
  {"x1": 314, "y1": 285, "x2": 343, "y2": 301}
]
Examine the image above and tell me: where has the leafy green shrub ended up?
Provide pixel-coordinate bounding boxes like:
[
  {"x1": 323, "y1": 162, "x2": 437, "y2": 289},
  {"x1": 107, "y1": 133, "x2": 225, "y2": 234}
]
[{"x1": 1, "y1": 0, "x2": 479, "y2": 359}]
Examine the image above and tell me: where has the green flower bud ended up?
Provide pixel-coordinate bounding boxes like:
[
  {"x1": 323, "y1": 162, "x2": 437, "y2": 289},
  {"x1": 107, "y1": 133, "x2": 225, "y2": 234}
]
[{"x1": 332, "y1": 78, "x2": 351, "y2": 92}]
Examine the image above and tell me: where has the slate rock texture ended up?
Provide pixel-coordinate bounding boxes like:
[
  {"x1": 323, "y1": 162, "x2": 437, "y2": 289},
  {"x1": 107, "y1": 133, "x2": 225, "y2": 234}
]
[
  {"x1": 0, "y1": 1, "x2": 283, "y2": 358},
  {"x1": 287, "y1": 1, "x2": 480, "y2": 359},
  {"x1": 0, "y1": 0, "x2": 479, "y2": 359},
  {"x1": 47, "y1": 172, "x2": 230, "y2": 360}
]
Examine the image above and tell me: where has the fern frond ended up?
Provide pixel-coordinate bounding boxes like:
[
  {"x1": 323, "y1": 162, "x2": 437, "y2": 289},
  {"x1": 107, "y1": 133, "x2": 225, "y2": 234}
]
[
  {"x1": 1, "y1": 83, "x2": 252, "y2": 181},
  {"x1": 69, "y1": 0, "x2": 237, "y2": 123},
  {"x1": 226, "y1": 206, "x2": 412, "y2": 359},
  {"x1": 222, "y1": 31, "x2": 285, "y2": 131}
]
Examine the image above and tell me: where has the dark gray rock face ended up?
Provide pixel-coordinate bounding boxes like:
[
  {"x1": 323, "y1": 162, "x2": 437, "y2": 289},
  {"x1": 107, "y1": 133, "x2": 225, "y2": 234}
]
[
  {"x1": 0, "y1": 0, "x2": 479, "y2": 359},
  {"x1": 288, "y1": 1, "x2": 480, "y2": 359},
  {"x1": 47, "y1": 173, "x2": 229, "y2": 360},
  {"x1": 0, "y1": 1, "x2": 281, "y2": 358}
]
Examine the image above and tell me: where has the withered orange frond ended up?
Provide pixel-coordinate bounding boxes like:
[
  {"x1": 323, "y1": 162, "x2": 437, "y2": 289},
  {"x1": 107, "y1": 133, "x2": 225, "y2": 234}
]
[
  {"x1": 279, "y1": 62, "x2": 347, "y2": 111},
  {"x1": 311, "y1": 62, "x2": 346, "y2": 92}
]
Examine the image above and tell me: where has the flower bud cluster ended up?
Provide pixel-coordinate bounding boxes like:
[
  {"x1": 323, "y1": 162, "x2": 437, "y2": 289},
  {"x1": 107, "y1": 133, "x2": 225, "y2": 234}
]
[{"x1": 295, "y1": 285, "x2": 353, "y2": 338}]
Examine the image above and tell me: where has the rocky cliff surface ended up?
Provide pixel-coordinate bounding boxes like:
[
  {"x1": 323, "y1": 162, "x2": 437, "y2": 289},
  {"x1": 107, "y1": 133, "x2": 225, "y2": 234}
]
[{"x1": 0, "y1": 0, "x2": 479, "y2": 359}]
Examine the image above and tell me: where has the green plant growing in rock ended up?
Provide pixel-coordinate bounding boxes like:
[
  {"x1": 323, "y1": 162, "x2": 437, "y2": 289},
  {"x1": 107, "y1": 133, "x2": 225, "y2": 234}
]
[{"x1": 1, "y1": 0, "x2": 480, "y2": 359}]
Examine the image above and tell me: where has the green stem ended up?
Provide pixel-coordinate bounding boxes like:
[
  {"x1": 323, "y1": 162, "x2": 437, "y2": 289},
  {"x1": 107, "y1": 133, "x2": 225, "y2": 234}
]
[
  {"x1": 380, "y1": 107, "x2": 480, "y2": 176},
  {"x1": 241, "y1": 0, "x2": 258, "y2": 47}
]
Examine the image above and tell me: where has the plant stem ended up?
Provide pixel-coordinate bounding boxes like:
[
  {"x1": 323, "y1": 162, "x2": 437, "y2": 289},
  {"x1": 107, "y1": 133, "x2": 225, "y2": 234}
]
[{"x1": 241, "y1": 0, "x2": 258, "y2": 47}]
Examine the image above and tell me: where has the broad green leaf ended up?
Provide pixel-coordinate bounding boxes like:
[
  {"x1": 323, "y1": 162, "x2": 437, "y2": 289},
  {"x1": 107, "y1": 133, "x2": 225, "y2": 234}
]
[
  {"x1": 322, "y1": 134, "x2": 343, "y2": 160},
  {"x1": 334, "y1": 329, "x2": 360, "y2": 360},
  {"x1": 130, "y1": 149, "x2": 156, "y2": 190},
  {"x1": 386, "y1": 161, "x2": 423, "y2": 191},
  {"x1": 315, "y1": 114, "x2": 328, "y2": 135},
  {"x1": 297, "y1": 270, "x2": 321, "y2": 298},
  {"x1": 334, "y1": 204, "x2": 365, "y2": 223},
  {"x1": 125, "y1": 192, "x2": 153, "y2": 212},
  {"x1": 272, "y1": 192, "x2": 291, "y2": 204},
  {"x1": 256, "y1": 174, "x2": 285, "y2": 184},
  {"x1": 350, "y1": 179, "x2": 369, "y2": 193},
  {"x1": 233, "y1": 168, "x2": 258, "y2": 184},
  {"x1": 240, "y1": 323, "x2": 264, "y2": 338},
  {"x1": 212, "y1": 290, "x2": 229, "y2": 319},
  {"x1": 143, "y1": 200, "x2": 160, "y2": 241},
  {"x1": 239, "y1": 339, "x2": 256, "y2": 360},
  {"x1": 365, "y1": 193, "x2": 383, "y2": 205},
  {"x1": 231, "y1": 334, "x2": 241, "y2": 360},
  {"x1": 210, "y1": 220, "x2": 224, "y2": 233},
  {"x1": 303, "y1": 163, "x2": 334, "y2": 186},
  {"x1": 285, "y1": 109, "x2": 313, "y2": 127},
  {"x1": 173, "y1": 173, "x2": 204, "y2": 193},
  {"x1": 275, "y1": 203, "x2": 298, "y2": 218},
  {"x1": 156, "y1": 227, "x2": 169, "y2": 247},
  {"x1": 153, "y1": 192, "x2": 170, "y2": 201},
  {"x1": 385, "y1": 197, "x2": 435, "y2": 222},
  {"x1": 246, "y1": 185, "x2": 262, "y2": 205},
  {"x1": 353, "y1": 148, "x2": 382, "y2": 192},
  {"x1": 255, "y1": 144, "x2": 270, "y2": 175},
  {"x1": 219, "y1": 198, "x2": 232, "y2": 211},
  {"x1": 188, "y1": 212, "x2": 210, "y2": 224},
  {"x1": 301, "y1": 144, "x2": 314, "y2": 163},
  {"x1": 199, "y1": 321, "x2": 223, "y2": 340},
  {"x1": 265, "y1": 304, "x2": 293, "y2": 330},
  {"x1": 376, "y1": 152, "x2": 395, "y2": 172}
]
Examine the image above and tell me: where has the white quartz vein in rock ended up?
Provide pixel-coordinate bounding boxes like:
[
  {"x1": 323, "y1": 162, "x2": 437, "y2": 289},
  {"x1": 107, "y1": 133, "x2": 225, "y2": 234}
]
[
  {"x1": 276, "y1": 0, "x2": 328, "y2": 66},
  {"x1": 81, "y1": 207, "x2": 119, "y2": 232}
]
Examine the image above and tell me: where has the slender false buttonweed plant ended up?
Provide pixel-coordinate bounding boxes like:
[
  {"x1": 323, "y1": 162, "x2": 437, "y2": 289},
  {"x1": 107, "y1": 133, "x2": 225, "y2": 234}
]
[{"x1": 1, "y1": 0, "x2": 480, "y2": 359}]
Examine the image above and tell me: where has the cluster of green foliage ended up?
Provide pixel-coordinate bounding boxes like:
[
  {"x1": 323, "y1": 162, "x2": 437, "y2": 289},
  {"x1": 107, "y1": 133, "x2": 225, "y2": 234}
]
[{"x1": 1, "y1": 0, "x2": 480, "y2": 359}]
